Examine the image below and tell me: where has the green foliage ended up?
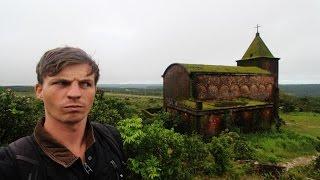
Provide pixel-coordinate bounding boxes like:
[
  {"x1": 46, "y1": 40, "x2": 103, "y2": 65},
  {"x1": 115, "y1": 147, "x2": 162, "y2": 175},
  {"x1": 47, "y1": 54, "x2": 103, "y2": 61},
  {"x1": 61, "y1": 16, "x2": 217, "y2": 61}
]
[
  {"x1": 90, "y1": 90, "x2": 135, "y2": 126},
  {"x1": 118, "y1": 118, "x2": 186, "y2": 179},
  {"x1": 208, "y1": 138, "x2": 232, "y2": 175},
  {"x1": 279, "y1": 84, "x2": 320, "y2": 97},
  {"x1": 154, "y1": 111, "x2": 183, "y2": 131},
  {"x1": 117, "y1": 117, "x2": 145, "y2": 145},
  {"x1": 281, "y1": 112, "x2": 320, "y2": 138},
  {"x1": 280, "y1": 92, "x2": 320, "y2": 113},
  {"x1": 207, "y1": 132, "x2": 241, "y2": 175},
  {"x1": 244, "y1": 129, "x2": 320, "y2": 163},
  {"x1": 3, "y1": 87, "x2": 320, "y2": 179},
  {"x1": 280, "y1": 92, "x2": 299, "y2": 112},
  {"x1": 129, "y1": 155, "x2": 161, "y2": 179},
  {"x1": 0, "y1": 89, "x2": 43, "y2": 145},
  {"x1": 142, "y1": 110, "x2": 169, "y2": 125},
  {"x1": 183, "y1": 134, "x2": 215, "y2": 175},
  {"x1": 234, "y1": 139, "x2": 255, "y2": 160},
  {"x1": 117, "y1": 115, "x2": 258, "y2": 178}
]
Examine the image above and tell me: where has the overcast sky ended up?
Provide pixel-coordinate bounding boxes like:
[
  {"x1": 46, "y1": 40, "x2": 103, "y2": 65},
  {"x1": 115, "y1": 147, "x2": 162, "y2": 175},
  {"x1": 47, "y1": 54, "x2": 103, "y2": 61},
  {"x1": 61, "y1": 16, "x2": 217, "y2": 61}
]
[{"x1": 1, "y1": 0, "x2": 319, "y2": 85}]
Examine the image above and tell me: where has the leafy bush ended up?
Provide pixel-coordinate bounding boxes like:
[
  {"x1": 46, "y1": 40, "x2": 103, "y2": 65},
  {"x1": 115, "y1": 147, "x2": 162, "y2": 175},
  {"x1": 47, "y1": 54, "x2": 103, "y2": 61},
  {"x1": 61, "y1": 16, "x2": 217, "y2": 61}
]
[
  {"x1": 90, "y1": 90, "x2": 135, "y2": 126},
  {"x1": 118, "y1": 118, "x2": 185, "y2": 179},
  {"x1": 117, "y1": 117, "x2": 257, "y2": 178},
  {"x1": 183, "y1": 134, "x2": 215, "y2": 175},
  {"x1": 234, "y1": 139, "x2": 255, "y2": 160},
  {"x1": 207, "y1": 132, "x2": 235, "y2": 175},
  {"x1": 280, "y1": 92, "x2": 320, "y2": 113},
  {"x1": 0, "y1": 89, "x2": 43, "y2": 145}
]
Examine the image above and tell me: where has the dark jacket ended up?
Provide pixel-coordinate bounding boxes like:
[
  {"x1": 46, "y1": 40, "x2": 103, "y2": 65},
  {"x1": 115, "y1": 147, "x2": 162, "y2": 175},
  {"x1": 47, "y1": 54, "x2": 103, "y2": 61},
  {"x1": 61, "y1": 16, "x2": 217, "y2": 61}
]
[{"x1": 0, "y1": 119, "x2": 126, "y2": 180}]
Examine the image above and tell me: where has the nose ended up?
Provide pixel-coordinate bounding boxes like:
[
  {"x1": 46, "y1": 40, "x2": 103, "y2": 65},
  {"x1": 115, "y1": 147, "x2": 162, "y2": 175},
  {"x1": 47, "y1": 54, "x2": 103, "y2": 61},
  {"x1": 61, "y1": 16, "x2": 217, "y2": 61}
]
[{"x1": 67, "y1": 82, "x2": 81, "y2": 99}]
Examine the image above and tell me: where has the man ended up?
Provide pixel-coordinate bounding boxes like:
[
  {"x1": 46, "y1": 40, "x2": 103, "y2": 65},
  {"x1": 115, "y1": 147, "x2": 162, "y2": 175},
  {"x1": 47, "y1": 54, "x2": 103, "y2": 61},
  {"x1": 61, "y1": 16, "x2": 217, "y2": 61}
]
[{"x1": 0, "y1": 47, "x2": 126, "y2": 179}]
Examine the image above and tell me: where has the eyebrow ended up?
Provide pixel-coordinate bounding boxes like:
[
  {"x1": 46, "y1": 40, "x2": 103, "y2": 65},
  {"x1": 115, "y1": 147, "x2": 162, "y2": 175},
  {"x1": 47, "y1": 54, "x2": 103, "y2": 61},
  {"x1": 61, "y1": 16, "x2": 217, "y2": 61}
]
[{"x1": 49, "y1": 77, "x2": 94, "y2": 83}]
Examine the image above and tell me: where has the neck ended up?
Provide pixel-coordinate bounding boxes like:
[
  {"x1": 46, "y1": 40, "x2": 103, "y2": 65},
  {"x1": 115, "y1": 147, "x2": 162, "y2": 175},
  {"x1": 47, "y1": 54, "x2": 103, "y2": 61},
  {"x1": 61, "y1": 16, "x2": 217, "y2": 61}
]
[{"x1": 43, "y1": 115, "x2": 87, "y2": 161}]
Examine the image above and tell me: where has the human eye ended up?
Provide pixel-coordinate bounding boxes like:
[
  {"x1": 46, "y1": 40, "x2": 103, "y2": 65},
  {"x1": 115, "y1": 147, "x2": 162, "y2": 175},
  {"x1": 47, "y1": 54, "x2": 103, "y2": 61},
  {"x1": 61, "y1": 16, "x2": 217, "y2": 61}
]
[
  {"x1": 80, "y1": 81, "x2": 93, "y2": 89},
  {"x1": 52, "y1": 80, "x2": 69, "y2": 87}
]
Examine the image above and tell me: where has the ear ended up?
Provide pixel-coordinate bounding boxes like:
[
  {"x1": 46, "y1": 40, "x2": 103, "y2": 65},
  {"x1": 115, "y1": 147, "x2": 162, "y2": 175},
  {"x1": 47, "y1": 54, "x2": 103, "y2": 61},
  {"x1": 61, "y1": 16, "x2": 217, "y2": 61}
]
[{"x1": 35, "y1": 84, "x2": 43, "y2": 100}]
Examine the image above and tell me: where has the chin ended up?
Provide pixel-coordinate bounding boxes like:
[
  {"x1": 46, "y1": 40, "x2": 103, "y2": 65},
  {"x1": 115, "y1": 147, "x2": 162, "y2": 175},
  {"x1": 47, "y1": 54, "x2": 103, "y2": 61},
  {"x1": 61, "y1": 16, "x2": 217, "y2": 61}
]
[{"x1": 61, "y1": 114, "x2": 87, "y2": 124}]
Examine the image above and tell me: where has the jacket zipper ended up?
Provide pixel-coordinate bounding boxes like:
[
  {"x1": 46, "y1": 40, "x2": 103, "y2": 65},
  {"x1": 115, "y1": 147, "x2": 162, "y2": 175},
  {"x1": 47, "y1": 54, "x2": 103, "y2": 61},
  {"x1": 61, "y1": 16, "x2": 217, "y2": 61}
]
[
  {"x1": 110, "y1": 160, "x2": 122, "y2": 180},
  {"x1": 83, "y1": 162, "x2": 93, "y2": 175}
]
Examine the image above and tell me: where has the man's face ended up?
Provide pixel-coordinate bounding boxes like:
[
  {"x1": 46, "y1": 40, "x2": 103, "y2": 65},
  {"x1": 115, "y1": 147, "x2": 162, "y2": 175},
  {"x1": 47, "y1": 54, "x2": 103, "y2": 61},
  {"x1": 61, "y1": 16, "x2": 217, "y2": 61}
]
[{"x1": 36, "y1": 63, "x2": 96, "y2": 124}]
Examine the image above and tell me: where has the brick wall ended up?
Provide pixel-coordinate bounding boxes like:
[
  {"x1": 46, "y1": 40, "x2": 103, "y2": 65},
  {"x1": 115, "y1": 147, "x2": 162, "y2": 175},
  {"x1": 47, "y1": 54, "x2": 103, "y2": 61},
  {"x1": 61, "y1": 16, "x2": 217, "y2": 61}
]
[{"x1": 195, "y1": 74, "x2": 274, "y2": 101}]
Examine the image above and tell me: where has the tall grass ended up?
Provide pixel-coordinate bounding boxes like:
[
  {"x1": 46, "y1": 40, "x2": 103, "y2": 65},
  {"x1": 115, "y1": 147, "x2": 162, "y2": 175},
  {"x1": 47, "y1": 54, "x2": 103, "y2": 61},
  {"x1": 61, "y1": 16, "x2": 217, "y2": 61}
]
[
  {"x1": 244, "y1": 128, "x2": 320, "y2": 163},
  {"x1": 281, "y1": 112, "x2": 320, "y2": 137}
]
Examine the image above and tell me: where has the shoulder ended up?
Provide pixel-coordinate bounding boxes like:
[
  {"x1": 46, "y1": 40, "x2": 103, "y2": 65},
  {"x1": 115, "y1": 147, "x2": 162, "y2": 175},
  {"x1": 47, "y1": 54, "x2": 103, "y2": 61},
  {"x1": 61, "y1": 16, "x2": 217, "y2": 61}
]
[
  {"x1": 1, "y1": 136, "x2": 41, "y2": 180},
  {"x1": 90, "y1": 122, "x2": 125, "y2": 158},
  {"x1": 0, "y1": 146, "x2": 15, "y2": 161},
  {"x1": 91, "y1": 122, "x2": 121, "y2": 141},
  {"x1": 0, "y1": 146, "x2": 19, "y2": 179}
]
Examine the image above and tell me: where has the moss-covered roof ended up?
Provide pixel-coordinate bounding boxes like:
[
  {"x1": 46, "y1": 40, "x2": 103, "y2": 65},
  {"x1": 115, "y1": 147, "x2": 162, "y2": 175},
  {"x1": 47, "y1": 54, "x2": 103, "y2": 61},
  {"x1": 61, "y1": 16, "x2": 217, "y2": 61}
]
[
  {"x1": 180, "y1": 63, "x2": 270, "y2": 75},
  {"x1": 241, "y1": 33, "x2": 275, "y2": 60},
  {"x1": 178, "y1": 98, "x2": 269, "y2": 111}
]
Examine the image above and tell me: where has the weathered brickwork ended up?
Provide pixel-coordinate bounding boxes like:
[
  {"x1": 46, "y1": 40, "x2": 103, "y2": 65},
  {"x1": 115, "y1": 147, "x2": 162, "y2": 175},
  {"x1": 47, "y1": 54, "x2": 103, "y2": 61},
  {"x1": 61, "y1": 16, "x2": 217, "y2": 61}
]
[
  {"x1": 195, "y1": 75, "x2": 274, "y2": 101},
  {"x1": 162, "y1": 32, "x2": 280, "y2": 136}
]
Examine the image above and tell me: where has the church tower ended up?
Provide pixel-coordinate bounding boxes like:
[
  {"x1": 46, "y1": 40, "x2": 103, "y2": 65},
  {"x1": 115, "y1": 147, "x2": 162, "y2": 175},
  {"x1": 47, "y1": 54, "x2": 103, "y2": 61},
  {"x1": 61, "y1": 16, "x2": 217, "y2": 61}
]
[
  {"x1": 236, "y1": 30, "x2": 280, "y2": 85},
  {"x1": 236, "y1": 28, "x2": 280, "y2": 126}
]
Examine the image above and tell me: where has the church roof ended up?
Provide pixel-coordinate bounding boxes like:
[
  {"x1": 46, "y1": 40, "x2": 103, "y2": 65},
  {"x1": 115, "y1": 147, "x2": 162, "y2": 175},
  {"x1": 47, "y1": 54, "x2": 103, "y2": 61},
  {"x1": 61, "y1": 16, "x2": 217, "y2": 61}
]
[
  {"x1": 241, "y1": 32, "x2": 275, "y2": 60},
  {"x1": 180, "y1": 63, "x2": 270, "y2": 75}
]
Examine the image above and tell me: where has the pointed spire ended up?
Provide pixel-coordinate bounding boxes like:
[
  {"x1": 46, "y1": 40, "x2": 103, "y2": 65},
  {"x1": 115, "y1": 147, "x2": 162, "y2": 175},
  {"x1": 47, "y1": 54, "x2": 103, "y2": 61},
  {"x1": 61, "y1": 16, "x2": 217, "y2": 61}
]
[
  {"x1": 241, "y1": 29, "x2": 275, "y2": 60},
  {"x1": 255, "y1": 24, "x2": 260, "y2": 34}
]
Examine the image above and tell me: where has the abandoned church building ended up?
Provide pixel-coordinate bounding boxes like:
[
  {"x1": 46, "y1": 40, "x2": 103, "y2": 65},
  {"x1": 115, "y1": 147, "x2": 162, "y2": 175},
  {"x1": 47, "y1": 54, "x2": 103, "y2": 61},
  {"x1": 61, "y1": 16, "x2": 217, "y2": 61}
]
[{"x1": 162, "y1": 31, "x2": 280, "y2": 136}]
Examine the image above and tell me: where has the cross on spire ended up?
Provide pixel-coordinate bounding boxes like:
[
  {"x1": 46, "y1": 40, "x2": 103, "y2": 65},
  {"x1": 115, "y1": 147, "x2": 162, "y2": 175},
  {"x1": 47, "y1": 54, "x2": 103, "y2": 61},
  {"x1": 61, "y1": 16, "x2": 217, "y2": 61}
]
[{"x1": 255, "y1": 24, "x2": 261, "y2": 33}]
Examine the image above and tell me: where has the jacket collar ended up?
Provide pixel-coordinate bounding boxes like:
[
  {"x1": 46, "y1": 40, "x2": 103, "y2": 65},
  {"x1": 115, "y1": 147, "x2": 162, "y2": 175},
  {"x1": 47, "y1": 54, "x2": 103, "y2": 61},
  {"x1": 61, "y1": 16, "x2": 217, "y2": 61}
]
[{"x1": 33, "y1": 118, "x2": 95, "y2": 168}]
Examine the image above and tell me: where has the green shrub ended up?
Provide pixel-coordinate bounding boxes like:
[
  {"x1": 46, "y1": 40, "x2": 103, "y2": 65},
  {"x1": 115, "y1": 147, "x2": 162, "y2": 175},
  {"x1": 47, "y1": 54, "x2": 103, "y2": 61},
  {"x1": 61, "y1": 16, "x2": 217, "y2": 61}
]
[
  {"x1": 117, "y1": 117, "x2": 219, "y2": 179},
  {"x1": 207, "y1": 132, "x2": 236, "y2": 175},
  {"x1": 90, "y1": 90, "x2": 134, "y2": 126},
  {"x1": 142, "y1": 110, "x2": 169, "y2": 125},
  {"x1": 0, "y1": 89, "x2": 43, "y2": 145},
  {"x1": 183, "y1": 134, "x2": 215, "y2": 175},
  {"x1": 117, "y1": 117, "x2": 145, "y2": 146},
  {"x1": 129, "y1": 155, "x2": 161, "y2": 179},
  {"x1": 234, "y1": 139, "x2": 255, "y2": 160},
  {"x1": 118, "y1": 117, "x2": 186, "y2": 179}
]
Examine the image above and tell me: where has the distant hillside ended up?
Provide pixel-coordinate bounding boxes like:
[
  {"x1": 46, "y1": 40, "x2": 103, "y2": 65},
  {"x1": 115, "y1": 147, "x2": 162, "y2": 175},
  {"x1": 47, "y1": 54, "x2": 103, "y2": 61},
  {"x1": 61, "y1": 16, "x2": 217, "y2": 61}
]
[
  {"x1": 0, "y1": 86, "x2": 34, "y2": 92},
  {"x1": 2, "y1": 84, "x2": 320, "y2": 97},
  {"x1": 99, "y1": 84, "x2": 162, "y2": 96},
  {"x1": 279, "y1": 84, "x2": 320, "y2": 97},
  {"x1": 99, "y1": 84, "x2": 162, "y2": 89}
]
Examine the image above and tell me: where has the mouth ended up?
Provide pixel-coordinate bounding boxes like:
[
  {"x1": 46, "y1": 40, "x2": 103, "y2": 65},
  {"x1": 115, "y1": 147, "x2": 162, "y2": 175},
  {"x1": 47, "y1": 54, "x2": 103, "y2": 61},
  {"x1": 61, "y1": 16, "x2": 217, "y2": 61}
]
[{"x1": 64, "y1": 105, "x2": 84, "y2": 111}]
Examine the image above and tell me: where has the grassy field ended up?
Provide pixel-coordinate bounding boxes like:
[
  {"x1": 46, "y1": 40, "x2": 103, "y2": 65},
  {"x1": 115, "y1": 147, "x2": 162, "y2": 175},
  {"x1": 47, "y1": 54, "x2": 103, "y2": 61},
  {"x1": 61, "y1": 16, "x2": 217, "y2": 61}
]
[
  {"x1": 15, "y1": 91, "x2": 35, "y2": 97},
  {"x1": 104, "y1": 92, "x2": 163, "y2": 110},
  {"x1": 281, "y1": 112, "x2": 320, "y2": 137},
  {"x1": 242, "y1": 112, "x2": 320, "y2": 164}
]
